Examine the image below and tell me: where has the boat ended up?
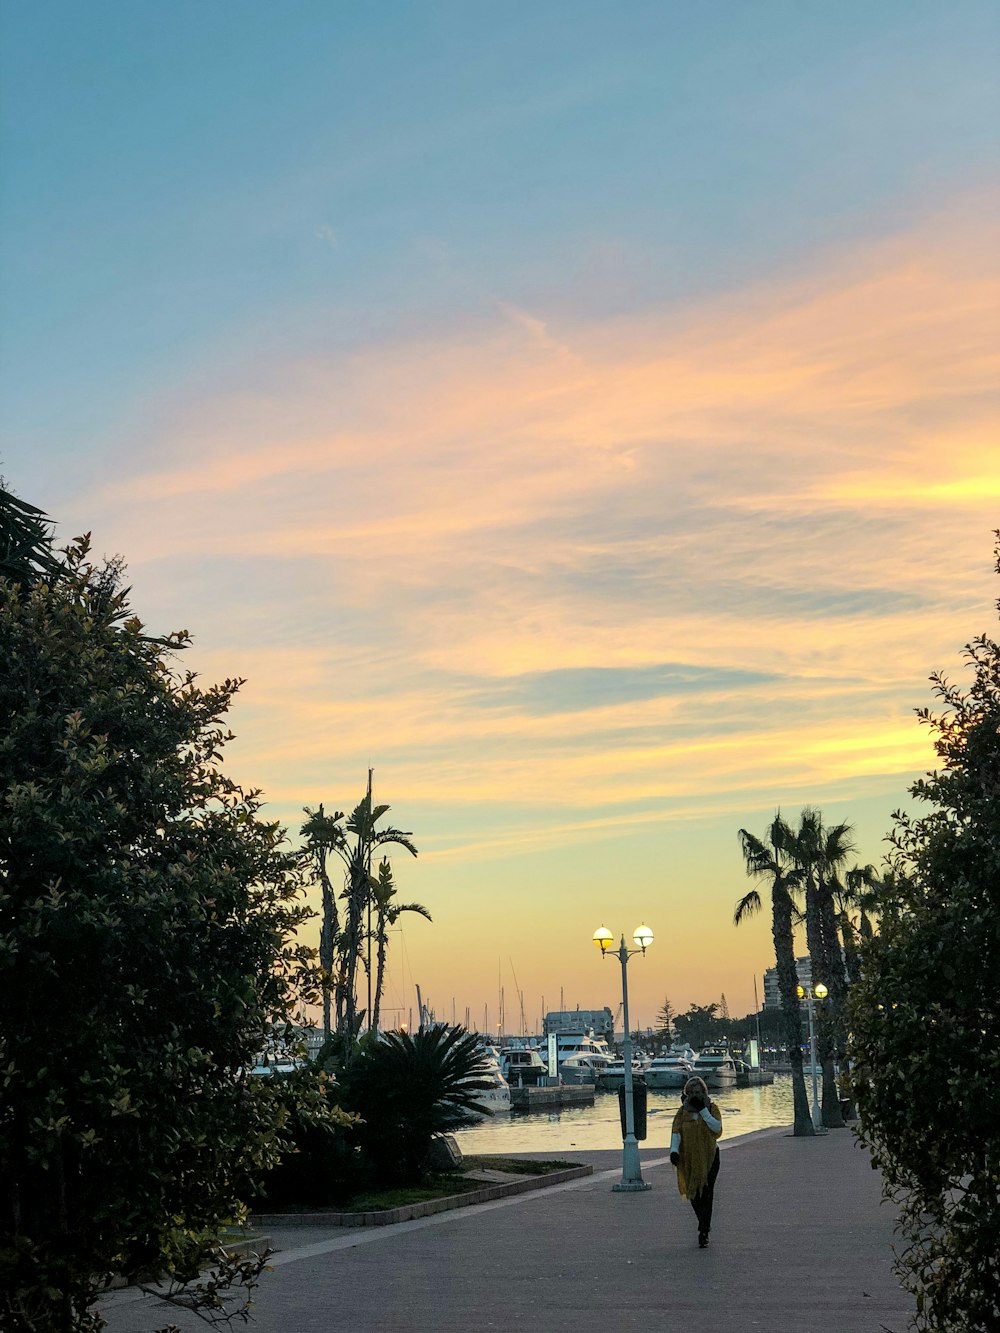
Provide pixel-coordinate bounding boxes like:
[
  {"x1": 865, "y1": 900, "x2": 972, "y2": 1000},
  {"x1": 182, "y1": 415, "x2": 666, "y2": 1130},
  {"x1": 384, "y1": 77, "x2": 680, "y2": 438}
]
[
  {"x1": 734, "y1": 1059, "x2": 774, "y2": 1088},
  {"x1": 560, "y1": 1052, "x2": 615, "y2": 1085},
  {"x1": 595, "y1": 1057, "x2": 647, "y2": 1090},
  {"x1": 643, "y1": 1051, "x2": 694, "y2": 1090},
  {"x1": 692, "y1": 1044, "x2": 738, "y2": 1088},
  {"x1": 500, "y1": 1046, "x2": 548, "y2": 1087},
  {"x1": 553, "y1": 1030, "x2": 613, "y2": 1068},
  {"x1": 467, "y1": 1049, "x2": 512, "y2": 1116}
]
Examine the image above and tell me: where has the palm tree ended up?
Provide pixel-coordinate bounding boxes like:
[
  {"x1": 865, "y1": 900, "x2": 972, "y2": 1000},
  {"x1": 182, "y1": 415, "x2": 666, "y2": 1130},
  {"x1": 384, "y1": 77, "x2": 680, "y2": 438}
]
[
  {"x1": 817, "y1": 818, "x2": 856, "y2": 1126},
  {"x1": 735, "y1": 815, "x2": 814, "y2": 1136},
  {"x1": 370, "y1": 858, "x2": 431, "y2": 1032},
  {"x1": 839, "y1": 863, "x2": 883, "y2": 985},
  {"x1": 792, "y1": 809, "x2": 854, "y2": 1127},
  {"x1": 338, "y1": 789, "x2": 418, "y2": 1035},
  {"x1": 0, "y1": 483, "x2": 60, "y2": 584},
  {"x1": 339, "y1": 1024, "x2": 493, "y2": 1184},
  {"x1": 300, "y1": 804, "x2": 347, "y2": 1038}
]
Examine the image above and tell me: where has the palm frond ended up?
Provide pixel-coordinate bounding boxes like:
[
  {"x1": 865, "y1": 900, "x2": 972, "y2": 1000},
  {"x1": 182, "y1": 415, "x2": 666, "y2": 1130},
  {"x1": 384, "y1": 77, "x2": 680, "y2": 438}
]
[
  {"x1": 733, "y1": 890, "x2": 762, "y2": 926},
  {"x1": 388, "y1": 901, "x2": 432, "y2": 924}
]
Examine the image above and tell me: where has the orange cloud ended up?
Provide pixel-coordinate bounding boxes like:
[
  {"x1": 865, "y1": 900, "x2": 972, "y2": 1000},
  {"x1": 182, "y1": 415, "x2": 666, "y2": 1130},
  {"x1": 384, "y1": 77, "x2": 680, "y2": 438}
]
[{"x1": 67, "y1": 195, "x2": 999, "y2": 1018}]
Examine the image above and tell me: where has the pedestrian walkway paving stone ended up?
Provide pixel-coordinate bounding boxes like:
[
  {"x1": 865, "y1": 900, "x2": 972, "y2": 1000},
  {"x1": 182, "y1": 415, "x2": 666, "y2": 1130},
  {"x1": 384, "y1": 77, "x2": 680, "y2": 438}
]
[{"x1": 97, "y1": 1127, "x2": 913, "y2": 1332}]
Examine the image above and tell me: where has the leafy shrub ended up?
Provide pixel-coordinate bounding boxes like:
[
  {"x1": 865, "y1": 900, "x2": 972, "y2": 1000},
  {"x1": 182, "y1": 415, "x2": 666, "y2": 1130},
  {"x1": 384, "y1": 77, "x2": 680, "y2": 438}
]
[
  {"x1": 850, "y1": 538, "x2": 1000, "y2": 1332},
  {"x1": 246, "y1": 1067, "x2": 362, "y2": 1209},
  {"x1": 0, "y1": 533, "x2": 322, "y2": 1330},
  {"x1": 337, "y1": 1025, "x2": 493, "y2": 1185}
]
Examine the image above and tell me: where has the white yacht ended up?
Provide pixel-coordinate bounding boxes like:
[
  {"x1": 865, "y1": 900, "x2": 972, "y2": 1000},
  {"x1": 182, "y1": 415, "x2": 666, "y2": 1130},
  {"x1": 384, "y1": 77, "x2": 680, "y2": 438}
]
[
  {"x1": 643, "y1": 1051, "x2": 694, "y2": 1090},
  {"x1": 467, "y1": 1046, "x2": 512, "y2": 1116},
  {"x1": 500, "y1": 1046, "x2": 547, "y2": 1086},
  {"x1": 692, "y1": 1045, "x2": 738, "y2": 1088},
  {"x1": 560, "y1": 1052, "x2": 614, "y2": 1085},
  {"x1": 554, "y1": 1031, "x2": 613, "y2": 1067},
  {"x1": 595, "y1": 1057, "x2": 646, "y2": 1090}
]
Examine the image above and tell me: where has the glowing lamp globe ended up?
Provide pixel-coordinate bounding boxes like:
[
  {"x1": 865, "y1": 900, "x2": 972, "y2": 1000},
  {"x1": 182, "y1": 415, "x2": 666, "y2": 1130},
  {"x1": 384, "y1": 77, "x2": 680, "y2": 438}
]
[
  {"x1": 814, "y1": 982, "x2": 828, "y2": 999},
  {"x1": 796, "y1": 984, "x2": 805, "y2": 999},
  {"x1": 593, "y1": 926, "x2": 614, "y2": 954},
  {"x1": 633, "y1": 924, "x2": 654, "y2": 953}
]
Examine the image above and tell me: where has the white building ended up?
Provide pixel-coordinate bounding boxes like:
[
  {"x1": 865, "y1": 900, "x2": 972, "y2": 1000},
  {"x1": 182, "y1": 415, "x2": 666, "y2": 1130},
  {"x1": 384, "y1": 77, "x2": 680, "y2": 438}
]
[
  {"x1": 543, "y1": 1007, "x2": 614, "y2": 1042},
  {"x1": 762, "y1": 957, "x2": 813, "y2": 1010}
]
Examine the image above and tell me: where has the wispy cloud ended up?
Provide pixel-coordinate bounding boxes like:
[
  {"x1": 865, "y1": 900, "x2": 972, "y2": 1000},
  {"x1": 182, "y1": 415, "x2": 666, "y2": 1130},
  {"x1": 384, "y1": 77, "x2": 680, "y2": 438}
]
[{"x1": 79, "y1": 197, "x2": 997, "y2": 866}]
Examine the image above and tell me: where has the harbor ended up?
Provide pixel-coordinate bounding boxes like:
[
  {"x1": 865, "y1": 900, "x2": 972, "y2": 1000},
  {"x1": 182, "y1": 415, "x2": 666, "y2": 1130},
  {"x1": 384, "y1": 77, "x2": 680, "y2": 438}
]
[{"x1": 460, "y1": 1072, "x2": 798, "y2": 1154}]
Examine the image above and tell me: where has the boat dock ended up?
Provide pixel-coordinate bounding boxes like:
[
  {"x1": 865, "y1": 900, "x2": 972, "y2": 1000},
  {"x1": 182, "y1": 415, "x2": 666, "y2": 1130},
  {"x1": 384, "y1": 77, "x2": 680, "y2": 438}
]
[
  {"x1": 509, "y1": 1085, "x2": 595, "y2": 1112},
  {"x1": 736, "y1": 1069, "x2": 774, "y2": 1087}
]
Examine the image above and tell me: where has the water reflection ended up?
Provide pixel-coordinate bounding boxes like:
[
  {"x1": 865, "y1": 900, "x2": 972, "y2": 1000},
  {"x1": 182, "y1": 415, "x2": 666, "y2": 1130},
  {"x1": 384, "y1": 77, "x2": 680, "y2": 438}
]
[{"x1": 457, "y1": 1074, "x2": 797, "y2": 1154}]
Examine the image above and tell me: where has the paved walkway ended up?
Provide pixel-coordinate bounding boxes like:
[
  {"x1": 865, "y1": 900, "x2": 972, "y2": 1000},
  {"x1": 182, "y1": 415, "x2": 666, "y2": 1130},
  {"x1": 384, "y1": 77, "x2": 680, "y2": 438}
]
[{"x1": 98, "y1": 1127, "x2": 913, "y2": 1332}]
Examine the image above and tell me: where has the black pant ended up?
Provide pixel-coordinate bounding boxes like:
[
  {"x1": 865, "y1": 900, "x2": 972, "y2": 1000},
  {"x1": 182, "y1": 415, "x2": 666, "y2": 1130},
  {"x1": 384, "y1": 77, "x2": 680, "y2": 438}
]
[{"x1": 690, "y1": 1149, "x2": 720, "y2": 1235}]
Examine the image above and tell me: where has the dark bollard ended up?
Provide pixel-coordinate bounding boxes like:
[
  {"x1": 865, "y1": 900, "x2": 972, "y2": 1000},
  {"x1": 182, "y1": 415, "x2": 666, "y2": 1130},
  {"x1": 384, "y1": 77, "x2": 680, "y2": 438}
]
[{"x1": 618, "y1": 1080, "x2": 648, "y2": 1141}]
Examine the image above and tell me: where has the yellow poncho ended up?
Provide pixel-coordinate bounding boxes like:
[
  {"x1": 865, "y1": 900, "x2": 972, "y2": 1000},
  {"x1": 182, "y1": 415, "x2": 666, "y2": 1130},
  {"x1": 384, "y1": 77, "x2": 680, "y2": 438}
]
[{"x1": 671, "y1": 1101, "x2": 723, "y2": 1199}]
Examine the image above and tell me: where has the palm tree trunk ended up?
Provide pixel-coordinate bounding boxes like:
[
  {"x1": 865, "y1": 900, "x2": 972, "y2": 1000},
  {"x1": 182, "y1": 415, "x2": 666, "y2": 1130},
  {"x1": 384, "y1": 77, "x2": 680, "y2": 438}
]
[
  {"x1": 818, "y1": 885, "x2": 846, "y2": 1128},
  {"x1": 772, "y1": 895, "x2": 814, "y2": 1135},
  {"x1": 317, "y1": 856, "x2": 337, "y2": 1041},
  {"x1": 804, "y1": 868, "x2": 844, "y2": 1129},
  {"x1": 373, "y1": 918, "x2": 388, "y2": 1032},
  {"x1": 342, "y1": 856, "x2": 367, "y2": 1034},
  {"x1": 840, "y1": 911, "x2": 863, "y2": 985}
]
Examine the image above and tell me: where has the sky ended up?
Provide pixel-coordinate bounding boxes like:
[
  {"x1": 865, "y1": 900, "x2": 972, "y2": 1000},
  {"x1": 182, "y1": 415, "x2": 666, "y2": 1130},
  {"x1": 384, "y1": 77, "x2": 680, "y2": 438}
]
[{"x1": 2, "y1": 2, "x2": 998, "y2": 1031}]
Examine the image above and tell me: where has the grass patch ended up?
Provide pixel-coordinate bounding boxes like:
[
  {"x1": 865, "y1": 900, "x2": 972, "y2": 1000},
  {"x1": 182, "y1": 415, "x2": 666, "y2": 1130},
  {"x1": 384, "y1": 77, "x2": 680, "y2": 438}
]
[
  {"x1": 340, "y1": 1176, "x2": 481, "y2": 1212},
  {"x1": 256, "y1": 1157, "x2": 581, "y2": 1214},
  {"x1": 463, "y1": 1156, "x2": 579, "y2": 1176}
]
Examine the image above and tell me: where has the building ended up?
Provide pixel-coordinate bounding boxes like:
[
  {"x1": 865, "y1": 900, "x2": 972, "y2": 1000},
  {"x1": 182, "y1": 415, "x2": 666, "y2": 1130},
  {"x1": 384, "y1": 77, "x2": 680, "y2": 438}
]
[
  {"x1": 543, "y1": 1007, "x2": 614, "y2": 1042},
  {"x1": 762, "y1": 957, "x2": 813, "y2": 1010}
]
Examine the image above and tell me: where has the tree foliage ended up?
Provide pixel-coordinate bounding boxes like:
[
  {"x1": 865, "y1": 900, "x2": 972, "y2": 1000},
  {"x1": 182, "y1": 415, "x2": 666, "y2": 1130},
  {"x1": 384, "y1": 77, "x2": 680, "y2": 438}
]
[
  {"x1": 301, "y1": 790, "x2": 419, "y2": 1038},
  {"x1": 370, "y1": 859, "x2": 430, "y2": 1032},
  {"x1": 735, "y1": 817, "x2": 814, "y2": 1135},
  {"x1": 791, "y1": 808, "x2": 855, "y2": 1128},
  {"x1": 0, "y1": 535, "x2": 321, "y2": 1330},
  {"x1": 654, "y1": 995, "x2": 675, "y2": 1036},
  {"x1": 0, "y1": 483, "x2": 62, "y2": 584},
  {"x1": 336, "y1": 1025, "x2": 493, "y2": 1184},
  {"x1": 850, "y1": 539, "x2": 1000, "y2": 1331},
  {"x1": 672, "y1": 1002, "x2": 723, "y2": 1050}
]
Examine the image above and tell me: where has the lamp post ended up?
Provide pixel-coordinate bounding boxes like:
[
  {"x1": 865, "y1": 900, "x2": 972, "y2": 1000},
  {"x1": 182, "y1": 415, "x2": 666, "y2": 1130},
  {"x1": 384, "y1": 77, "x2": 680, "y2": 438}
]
[
  {"x1": 593, "y1": 924, "x2": 653, "y2": 1192},
  {"x1": 797, "y1": 980, "x2": 828, "y2": 1132}
]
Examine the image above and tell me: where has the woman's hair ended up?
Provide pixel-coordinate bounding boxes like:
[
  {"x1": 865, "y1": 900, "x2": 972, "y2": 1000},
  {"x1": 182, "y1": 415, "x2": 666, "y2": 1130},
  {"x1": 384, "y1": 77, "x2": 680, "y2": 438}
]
[{"x1": 683, "y1": 1076, "x2": 709, "y2": 1098}]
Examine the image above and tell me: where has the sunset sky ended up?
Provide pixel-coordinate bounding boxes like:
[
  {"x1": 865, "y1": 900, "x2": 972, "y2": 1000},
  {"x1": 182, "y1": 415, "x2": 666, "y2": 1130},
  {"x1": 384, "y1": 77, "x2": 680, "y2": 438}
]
[{"x1": 2, "y1": 3, "x2": 998, "y2": 1029}]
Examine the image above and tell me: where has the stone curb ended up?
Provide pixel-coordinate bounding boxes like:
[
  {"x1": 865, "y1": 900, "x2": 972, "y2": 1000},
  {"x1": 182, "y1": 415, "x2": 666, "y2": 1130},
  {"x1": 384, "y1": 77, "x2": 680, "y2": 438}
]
[{"x1": 252, "y1": 1164, "x2": 594, "y2": 1228}]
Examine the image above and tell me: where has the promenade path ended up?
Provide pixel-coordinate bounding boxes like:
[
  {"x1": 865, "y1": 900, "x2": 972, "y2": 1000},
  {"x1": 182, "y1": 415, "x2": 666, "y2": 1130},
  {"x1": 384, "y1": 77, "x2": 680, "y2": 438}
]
[{"x1": 98, "y1": 1126, "x2": 913, "y2": 1332}]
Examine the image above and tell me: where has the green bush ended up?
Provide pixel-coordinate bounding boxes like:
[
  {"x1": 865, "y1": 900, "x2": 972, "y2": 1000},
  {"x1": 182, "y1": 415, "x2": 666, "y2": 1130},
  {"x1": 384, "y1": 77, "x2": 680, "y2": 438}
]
[
  {"x1": 337, "y1": 1025, "x2": 493, "y2": 1185},
  {"x1": 0, "y1": 532, "x2": 323, "y2": 1330},
  {"x1": 247, "y1": 1067, "x2": 363, "y2": 1209},
  {"x1": 849, "y1": 539, "x2": 1000, "y2": 1332}
]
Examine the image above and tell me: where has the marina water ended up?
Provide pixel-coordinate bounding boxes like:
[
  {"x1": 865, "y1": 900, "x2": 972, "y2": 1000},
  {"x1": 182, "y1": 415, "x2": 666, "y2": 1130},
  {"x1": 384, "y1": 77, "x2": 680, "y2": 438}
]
[{"x1": 457, "y1": 1073, "x2": 798, "y2": 1155}]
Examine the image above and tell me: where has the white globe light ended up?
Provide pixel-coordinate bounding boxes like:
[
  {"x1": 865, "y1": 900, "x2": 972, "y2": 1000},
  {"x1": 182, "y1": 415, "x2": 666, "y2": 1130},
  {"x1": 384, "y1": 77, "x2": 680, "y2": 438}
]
[{"x1": 633, "y1": 924, "x2": 654, "y2": 952}]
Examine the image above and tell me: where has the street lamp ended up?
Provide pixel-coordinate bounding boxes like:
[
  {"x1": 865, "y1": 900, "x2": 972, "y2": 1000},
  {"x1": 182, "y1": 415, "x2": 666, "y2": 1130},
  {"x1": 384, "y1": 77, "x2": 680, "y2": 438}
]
[
  {"x1": 797, "y1": 980, "x2": 828, "y2": 1132},
  {"x1": 593, "y1": 924, "x2": 653, "y2": 1192}
]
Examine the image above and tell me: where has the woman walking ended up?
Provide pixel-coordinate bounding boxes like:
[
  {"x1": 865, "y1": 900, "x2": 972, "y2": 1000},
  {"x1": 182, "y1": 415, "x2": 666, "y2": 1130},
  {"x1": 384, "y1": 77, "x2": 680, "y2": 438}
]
[{"x1": 669, "y1": 1075, "x2": 723, "y2": 1247}]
